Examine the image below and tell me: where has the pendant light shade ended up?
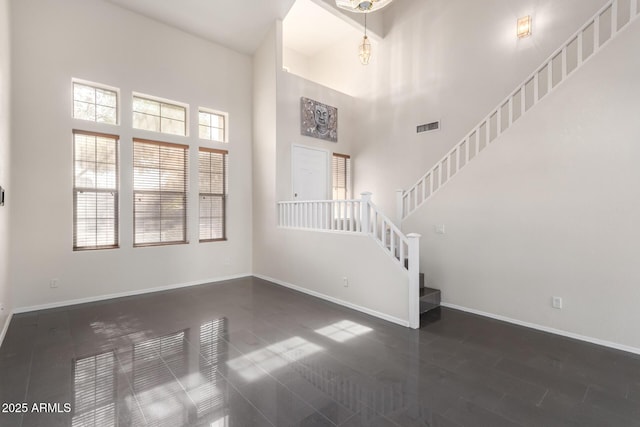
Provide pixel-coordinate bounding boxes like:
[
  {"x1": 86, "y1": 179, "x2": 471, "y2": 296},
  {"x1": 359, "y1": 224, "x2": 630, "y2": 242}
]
[
  {"x1": 335, "y1": 0, "x2": 393, "y2": 13},
  {"x1": 359, "y1": 35, "x2": 371, "y2": 65}
]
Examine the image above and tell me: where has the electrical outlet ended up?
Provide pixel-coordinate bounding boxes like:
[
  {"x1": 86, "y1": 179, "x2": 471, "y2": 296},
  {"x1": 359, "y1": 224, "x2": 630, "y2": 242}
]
[
  {"x1": 342, "y1": 277, "x2": 349, "y2": 287},
  {"x1": 50, "y1": 279, "x2": 59, "y2": 289},
  {"x1": 435, "y1": 224, "x2": 446, "y2": 234},
  {"x1": 552, "y1": 296, "x2": 563, "y2": 309}
]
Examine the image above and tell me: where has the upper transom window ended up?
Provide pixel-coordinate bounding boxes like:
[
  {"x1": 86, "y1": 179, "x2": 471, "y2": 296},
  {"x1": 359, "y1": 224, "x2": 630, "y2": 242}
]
[
  {"x1": 198, "y1": 109, "x2": 227, "y2": 143},
  {"x1": 132, "y1": 95, "x2": 187, "y2": 136},
  {"x1": 73, "y1": 81, "x2": 118, "y2": 125}
]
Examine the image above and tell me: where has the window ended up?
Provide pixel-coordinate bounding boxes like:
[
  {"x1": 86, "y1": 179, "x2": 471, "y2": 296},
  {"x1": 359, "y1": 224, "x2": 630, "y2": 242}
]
[
  {"x1": 73, "y1": 81, "x2": 118, "y2": 124},
  {"x1": 132, "y1": 95, "x2": 187, "y2": 136},
  {"x1": 199, "y1": 148, "x2": 228, "y2": 242},
  {"x1": 133, "y1": 139, "x2": 188, "y2": 246},
  {"x1": 332, "y1": 153, "x2": 351, "y2": 200},
  {"x1": 198, "y1": 109, "x2": 227, "y2": 142},
  {"x1": 73, "y1": 131, "x2": 119, "y2": 251}
]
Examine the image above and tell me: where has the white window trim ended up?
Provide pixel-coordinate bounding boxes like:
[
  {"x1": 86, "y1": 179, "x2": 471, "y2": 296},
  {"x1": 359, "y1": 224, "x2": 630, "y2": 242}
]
[
  {"x1": 71, "y1": 78, "x2": 121, "y2": 126},
  {"x1": 132, "y1": 92, "x2": 190, "y2": 137},
  {"x1": 198, "y1": 107, "x2": 229, "y2": 143}
]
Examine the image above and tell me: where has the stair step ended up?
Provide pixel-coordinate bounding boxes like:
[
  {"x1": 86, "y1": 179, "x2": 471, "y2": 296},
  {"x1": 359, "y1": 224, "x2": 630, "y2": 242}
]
[{"x1": 420, "y1": 287, "x2": 440, "y2": 314}]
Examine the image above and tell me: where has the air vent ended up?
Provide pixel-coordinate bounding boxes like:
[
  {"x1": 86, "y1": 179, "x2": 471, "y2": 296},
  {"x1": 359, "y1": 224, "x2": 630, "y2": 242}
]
[{"x1": 417, "y1": 121, "x2": 440, "y2": 133}]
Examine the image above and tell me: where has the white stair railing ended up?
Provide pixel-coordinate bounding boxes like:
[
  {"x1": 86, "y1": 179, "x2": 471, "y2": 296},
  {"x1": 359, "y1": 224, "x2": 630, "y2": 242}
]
[
  {"x1": 277, "y1": 192, "x2": 421, "y2": 328},
  {"x1": 400, "y1": 0, "x2": 640, "y2": 221}
]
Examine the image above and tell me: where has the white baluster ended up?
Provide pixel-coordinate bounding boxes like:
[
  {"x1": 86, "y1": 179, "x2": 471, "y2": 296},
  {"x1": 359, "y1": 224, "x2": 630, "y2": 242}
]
[
  {"x1": 350, "y1": 201, "x2": 355, "y2": 231},
  {"x1": 360, "y1": 190, "x2": 372, "y2": 234},
  {"x1": 561, "y1": 46, "x2": 568, "y2": 80},
  {"x1": 577, "y1": 31, "x2": 584, "y2": 66},
  {"x1": 427, "y1": 171, "x2": 433, "y2": 196},
  {"x1": 395, "y1": 189, "x2": 404, "y2": 224},
  {"x1": 390, "y1": 229, "x2": 396, "y2": 259}
]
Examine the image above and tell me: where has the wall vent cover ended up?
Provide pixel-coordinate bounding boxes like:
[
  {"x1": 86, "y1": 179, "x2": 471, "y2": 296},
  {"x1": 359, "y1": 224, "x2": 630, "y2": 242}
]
[{"x1": 417, "y1": 121, "x2": 440, "y2": 133}]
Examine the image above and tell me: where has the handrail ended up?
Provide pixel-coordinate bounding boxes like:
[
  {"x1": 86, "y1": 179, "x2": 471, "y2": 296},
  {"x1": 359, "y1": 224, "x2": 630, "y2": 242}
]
[{"x1": 400, "y1": 0, "x2": 639, "y2": 221}]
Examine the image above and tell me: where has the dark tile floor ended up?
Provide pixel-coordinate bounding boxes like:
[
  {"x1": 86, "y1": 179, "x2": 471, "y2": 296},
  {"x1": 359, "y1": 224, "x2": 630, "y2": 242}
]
[{"x1": 1, "y1": 277, "x2": 639, "y2": 426}]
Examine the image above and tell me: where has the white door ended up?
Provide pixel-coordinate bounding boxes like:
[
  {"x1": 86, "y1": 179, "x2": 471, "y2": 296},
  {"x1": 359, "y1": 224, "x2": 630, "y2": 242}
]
[{"x1": 292, "y1": 145, "x2": 329, "y2": 200}]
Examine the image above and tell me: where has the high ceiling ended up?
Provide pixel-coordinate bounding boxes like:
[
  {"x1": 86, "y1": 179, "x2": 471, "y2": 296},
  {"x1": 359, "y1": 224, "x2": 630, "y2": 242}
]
[
  {"x1": 283, "y1": 0, "x2": 362, "y2": 57},
  {"x1": 106, "y1": 0, "x2": 298, "y2": 54}
]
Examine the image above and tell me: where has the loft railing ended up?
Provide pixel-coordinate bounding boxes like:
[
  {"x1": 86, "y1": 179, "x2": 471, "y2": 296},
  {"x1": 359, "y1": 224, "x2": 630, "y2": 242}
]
[
  {"x1": 399, "y1": 0, "x2": 640, "y2": 221},
  {"x1": 277, "y1": 192, "x2": 421, "y2": 328}
]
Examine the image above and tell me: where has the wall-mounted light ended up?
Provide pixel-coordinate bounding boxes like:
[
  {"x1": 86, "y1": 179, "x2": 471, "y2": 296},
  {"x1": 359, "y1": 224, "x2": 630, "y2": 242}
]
[{"x1": 517, "y1": 15, "x2": 532, "y2": 38}]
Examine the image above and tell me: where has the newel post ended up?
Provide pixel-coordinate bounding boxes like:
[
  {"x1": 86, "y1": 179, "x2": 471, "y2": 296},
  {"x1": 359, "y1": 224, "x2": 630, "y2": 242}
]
[
  {"x1": 360, "y1": 192, "x2": 372, "y2": 235},
  {"x1": 407, "y1": 233, "x2": 421, "y2": 329},
  {"x1": 396, "y1": 189, "x2": 405, "y2": 226}
]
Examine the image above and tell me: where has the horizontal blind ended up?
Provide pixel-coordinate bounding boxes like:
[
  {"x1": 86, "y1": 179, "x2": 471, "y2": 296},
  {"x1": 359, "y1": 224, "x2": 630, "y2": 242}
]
[
  {"x1": 332, "y1": 153, "x2": 351, "y2": 200},
  {"x1": 199, "y1": 148, "x2": 228, "y2": 242},
  {"x1": 73, "y1": 130, "x2": 119, "y2": 250},
  {"x1": 133, "y1": 138, "x2": 188, "y2": 246}
]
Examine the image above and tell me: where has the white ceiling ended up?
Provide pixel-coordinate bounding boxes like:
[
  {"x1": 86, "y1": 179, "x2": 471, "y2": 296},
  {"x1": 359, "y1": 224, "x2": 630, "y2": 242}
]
[
  {"x1": 106, "y1": 0, "x2": 298, "y2": 54},
  {"x1": 283, "y1": 0, "x2": 362, "y2": 57}
]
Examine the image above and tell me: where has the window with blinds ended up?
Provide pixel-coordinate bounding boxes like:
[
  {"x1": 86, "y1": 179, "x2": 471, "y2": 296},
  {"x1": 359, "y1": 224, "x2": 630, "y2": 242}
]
[
  {"x1": 73, "y1": 81, "x2": 118, "y2": 125},
  {"x1": 132, "y1": 95, "x2": 187, "y2": 136},
  {"x1": 199, "y1": 148, "x2": 228, "y2": 242},
  {"x1": 199, "y1": 109, "x2": 227, "y2": 142},
  {"x1": 133, "y1": 139, "x2": 188, "y2": 247},
  {"x1": 332, "y1": 153, "x2": 351, "y2": 200},
  {"x1": 73, "y1": 131, "x2": 119, "y2": 251}
]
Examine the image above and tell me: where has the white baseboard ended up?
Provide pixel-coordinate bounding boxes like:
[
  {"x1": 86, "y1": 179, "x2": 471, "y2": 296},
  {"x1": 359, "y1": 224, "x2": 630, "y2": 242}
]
[
  {"x1": 13, "y1": 273, "x2": 252, "y2": 314},
  {"x1": 0, "y1": 310, "x2": 14, "y2": 350},
  {"x1": 441, "y1": 302, "x2": 640, "y2": 356},
  {"x1": 254, "y1": 274, "x2": 410, "y2": 328}
]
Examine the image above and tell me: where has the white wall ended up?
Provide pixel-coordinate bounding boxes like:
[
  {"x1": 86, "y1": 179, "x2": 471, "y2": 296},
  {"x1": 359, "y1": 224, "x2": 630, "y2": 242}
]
[
  {"x1": 10, "y1": 0, "x2": 253, "y2": 310},
  {"x1": 252, "y1": 22, "x2": 410, "y2": 324},
  {"x1": 404, "y1": 19, "x2": 640, "y2": 351},
  {"x1": 352, "y1": 0, "x2": 609, "y2": 214},
  {"x1": 0, "y1": 0, "x2": 11, "y2": 336},
  {"x1": 252, "y1": 23, "x2": 279, "y2": 279}
]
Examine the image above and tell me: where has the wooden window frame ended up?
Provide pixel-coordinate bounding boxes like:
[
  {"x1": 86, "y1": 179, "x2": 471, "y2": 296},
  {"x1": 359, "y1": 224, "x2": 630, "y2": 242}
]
[
  {"x1": 73, "y1": 130, "x2": 120, "y2": 251},
  {"x1": 133, "y1": 138, "x2": 189, "y2": 247},
  {"x1": 332, "y1": 153, "x2": 352, "y2": 201},
  {"x1": 198, "y1": 147, "x2": 228, "y2": 243}
]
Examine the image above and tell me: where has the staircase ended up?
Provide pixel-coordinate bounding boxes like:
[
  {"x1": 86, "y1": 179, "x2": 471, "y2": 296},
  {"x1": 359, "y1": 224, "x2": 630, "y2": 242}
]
[
  {"x1": 404, "y1": 258, "x2": 440, "y2": 315},
  {"x1": 399, "y1": 0, "x2": 640, "y2": 221},
  {"x1": 277, "y1": 192, "x2": 427, "y2": 328}
]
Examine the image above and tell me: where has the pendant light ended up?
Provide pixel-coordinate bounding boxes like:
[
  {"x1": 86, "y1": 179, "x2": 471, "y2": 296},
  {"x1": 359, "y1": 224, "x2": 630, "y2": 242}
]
[{"x1": 359, "y1": 13, "x2": 371, "y2": 65}]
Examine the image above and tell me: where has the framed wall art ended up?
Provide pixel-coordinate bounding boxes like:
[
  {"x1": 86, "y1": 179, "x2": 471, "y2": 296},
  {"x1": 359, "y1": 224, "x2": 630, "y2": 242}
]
[{"x1": 300, "y1": 97, "x2": 337, "y2": 142}]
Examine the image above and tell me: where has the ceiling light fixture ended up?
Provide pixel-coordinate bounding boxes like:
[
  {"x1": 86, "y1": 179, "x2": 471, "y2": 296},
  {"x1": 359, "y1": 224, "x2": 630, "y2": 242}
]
[
  {"x1": 359, "y1": 13, "x2": 371, "y2": 65},
  {"x1": 517, "y1": 15, "x2": 532, "y2": 38},
  {"x1": 335, "y1": 0, "x2": 393, "y2": 13}
]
